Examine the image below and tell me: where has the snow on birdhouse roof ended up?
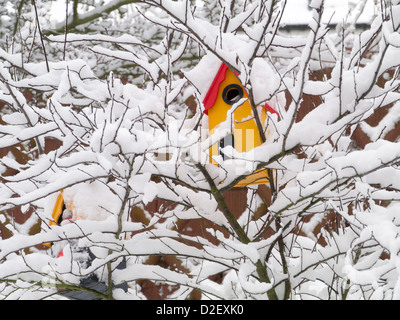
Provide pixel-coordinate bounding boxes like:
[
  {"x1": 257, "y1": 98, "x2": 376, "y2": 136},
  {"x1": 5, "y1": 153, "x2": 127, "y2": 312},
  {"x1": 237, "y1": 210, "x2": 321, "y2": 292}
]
[{"x1": 184, "y1": 53, "x2": 222, "y2": 100}]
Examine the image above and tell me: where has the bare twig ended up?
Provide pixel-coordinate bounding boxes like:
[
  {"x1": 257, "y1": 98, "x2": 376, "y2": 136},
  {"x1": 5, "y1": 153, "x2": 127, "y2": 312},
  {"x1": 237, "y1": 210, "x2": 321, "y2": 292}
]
[{"x1": 32, "y1": 0, "x2": 49, "y2": 72}]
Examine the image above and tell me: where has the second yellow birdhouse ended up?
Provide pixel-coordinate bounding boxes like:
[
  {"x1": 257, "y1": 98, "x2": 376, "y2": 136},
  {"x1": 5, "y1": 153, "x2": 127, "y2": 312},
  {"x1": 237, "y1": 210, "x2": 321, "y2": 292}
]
[{"x1": 203, "y1": 63, "x2": 278, "y2": 186}]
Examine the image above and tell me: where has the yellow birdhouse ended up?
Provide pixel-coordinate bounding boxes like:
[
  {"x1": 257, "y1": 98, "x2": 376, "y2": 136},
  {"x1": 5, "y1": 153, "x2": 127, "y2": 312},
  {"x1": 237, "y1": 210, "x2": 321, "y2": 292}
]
[
  {"x1": 49, "y1": 191, "x2": 66, "y2": 227},
  {"x1": 203, "y1": 63, "x2": 278, "y2": 186},
  {"x1": 43, "y1": 182, "x2": 116, "y2": 248},
  {"x1": 43, "y1": 190, "x2": 73, "y2": 247}
]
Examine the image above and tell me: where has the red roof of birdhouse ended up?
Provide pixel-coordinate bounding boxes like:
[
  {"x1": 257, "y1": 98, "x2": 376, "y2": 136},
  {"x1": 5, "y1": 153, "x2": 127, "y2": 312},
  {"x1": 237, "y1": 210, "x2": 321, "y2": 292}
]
[
  {"x1": 202, "y1": 63, "x2": 229, "y2": 115},
  {"x1": 202, "y1": 63, "x2": 278, "y2": 116}
]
